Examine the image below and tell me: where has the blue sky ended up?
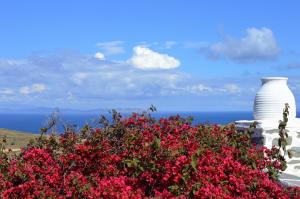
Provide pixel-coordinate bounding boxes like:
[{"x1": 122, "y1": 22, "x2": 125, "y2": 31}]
[{"x1": 0, "y1": 1, "x2": 300, "y2": 112}]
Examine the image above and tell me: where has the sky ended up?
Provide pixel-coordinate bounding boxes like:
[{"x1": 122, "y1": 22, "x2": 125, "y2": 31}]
[{"x1": 0, "y1": 0, "x2": 300, "y2": 112}]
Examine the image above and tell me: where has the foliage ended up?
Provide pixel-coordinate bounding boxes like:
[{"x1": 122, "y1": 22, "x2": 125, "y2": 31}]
[
  {"x1": 278, "y1": 103, "x2": 290, "y2": 156},
  {"x1": 0, "y1": 111, "x2": 299, "y2": 198}
]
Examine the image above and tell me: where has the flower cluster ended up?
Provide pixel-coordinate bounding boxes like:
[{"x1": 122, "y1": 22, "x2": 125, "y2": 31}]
[{"x1": 0, "y1": 112, "x2": 299, "y2": 198}]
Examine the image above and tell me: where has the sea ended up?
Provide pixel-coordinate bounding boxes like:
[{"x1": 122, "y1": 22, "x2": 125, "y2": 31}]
[{"x1": 0, "y1": 111, "x2": 299, "y2": 134}]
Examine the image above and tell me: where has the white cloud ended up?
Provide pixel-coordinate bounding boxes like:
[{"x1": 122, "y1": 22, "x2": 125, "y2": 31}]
[
  {"x1": 94, "y1": 52, "x2": 105, "y2": 60},
  {"x1": 71, "y1": 72, "x2": 89, "y2": 85},
  {"x1": 178, "y1": 83, "x2": 241, "y2": 95},
  {"x1": 185, "y1": 84, "x2": 212, "y2": 94},
  {"x1": 19, "y1": 84, "x2": 46, "y2": 95},
  {"x1": 164, "y1": 41, "x2": 177, "y2": 49},
  {"x1": 221, "y1": 84, "x2": 241, "y2": 94},
  {"x1": 67, "y1": 91, "x2": 74, "y2": 100},
  {"x1": 201, "y1": 27, "x2": 280, "y2": 63},
  {"x1": 0, "y1": 88, "x2": 14, "y2": 95},
  {"x1": 128, "y1": 46, "x2": 180, "y2": 70},
  {"x1": 96, "y1": 41, "x2": 124, "y2": 55}
]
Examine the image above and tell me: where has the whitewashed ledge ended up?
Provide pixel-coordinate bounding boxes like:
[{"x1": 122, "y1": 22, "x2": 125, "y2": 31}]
[
  {"x1": 279, "y1": 173, "x2": 300, "y2": 187},
  {"x1": 235, "y1": 119, "x2": 300, "y2": 187}
]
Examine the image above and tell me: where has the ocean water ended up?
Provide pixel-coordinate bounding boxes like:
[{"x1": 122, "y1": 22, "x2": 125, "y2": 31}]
[
  {"x1": 1, "y1": 111, "x2": 299, "y2": 134},
  {"x1": 0, "y1": 111, "x2": 254, "y2": 134}
]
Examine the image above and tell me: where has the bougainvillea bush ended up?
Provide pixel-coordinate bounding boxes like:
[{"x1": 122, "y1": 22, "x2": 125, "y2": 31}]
[{"x1": 0, "y1": 111, "x2": 300, "y2": 198}]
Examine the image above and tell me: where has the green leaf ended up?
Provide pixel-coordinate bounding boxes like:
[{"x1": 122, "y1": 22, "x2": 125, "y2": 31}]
[
  {"x1": 40, "y1": 127, "x2": 48, "y2": 133},
  {"x1": 132, "y1": 157, "x2": 140, "y2": 167},
  {"x1": 281, "y1": 139, "x2": 287, "y2": 148},
  {"x1": 251, "y1": 161, "x2": 257, "y2": 169},
  {"x1": 196, "y1": 148, "x2": 203, "y2": 156},
  {"x1": 168, "y1": 184, "x2": 180, "y2": 195},
  {"x1": 288, "y1": 150, "x2": 293, "y2": 158},
  {"x1": 278, "y1": 138, "x2": 282, "y2": 147},
  {"x1": 152, "y1": 137, "x2": 161, "y2": 149},
  {"x1": 191, "y1": 154, "x2": 198, "y2": 170},
  {"x1": 123, "y1": 159, "x2": 133, "y2": 167}
]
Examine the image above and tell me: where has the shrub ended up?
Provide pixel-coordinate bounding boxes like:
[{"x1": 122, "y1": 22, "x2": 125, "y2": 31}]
[{"x1": 0, "y1": 112, "x2": 299, "y2": 198}]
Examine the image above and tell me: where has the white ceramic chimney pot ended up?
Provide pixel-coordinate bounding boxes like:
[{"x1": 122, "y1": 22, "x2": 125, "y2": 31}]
[{"x1": 253, "y1": 77, "x2": 296, "y2": 120}]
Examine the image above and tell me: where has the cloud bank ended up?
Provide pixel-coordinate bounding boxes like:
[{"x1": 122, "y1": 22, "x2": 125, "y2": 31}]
[{"x1": 0, "y1": 47, "x2": 249, "y2": 110}]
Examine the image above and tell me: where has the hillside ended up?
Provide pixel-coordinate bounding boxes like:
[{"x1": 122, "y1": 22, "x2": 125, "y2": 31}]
[{"x1": 0, "y1": 128, "x2": 39, "y2": 150}]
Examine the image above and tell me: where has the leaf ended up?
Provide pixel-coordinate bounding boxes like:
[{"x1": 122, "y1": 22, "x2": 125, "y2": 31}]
[
  {"x1": 132, "y1": 158, "x2": 140, "y2": 167},
  {"x1": 123, "y1": 159, "x2": 133, "y2": 167},
  {"x1": 196, "y1": 148, "x2": 203, "y2": 156},
  {"x1": 281, "y1": 139, "x2": 287, "y2": 148},
  {"x1": 40, "y1": 127, "x2": 48, "y2": 133},
  {"x1": 182, "y1": 170, "x2": 190, "y2": 183},
  {"x1": 152, "y1": 137, "x2": 161, "y2": 149},
  {"x1": 168, "y1": 185, "x2": 180, "y2": 195},
  {"x1": 191, "y1": 154, "x2": 198, "y2": 170},
  {"x1": 287, "y1": 150, "x2": 293, "y2": 158},
  {"x1": 148, "y1": 104, "x2": 157, "y2": 112},
  {"x1": 278, "y1": 138, "x2": 282, "y2": 147},
  {"x1": 251, "y1": 161, "x2": 257, "y2": 169},
  {"x1": 285, "y1": 132, "x2": 288, "y2": 138}
]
